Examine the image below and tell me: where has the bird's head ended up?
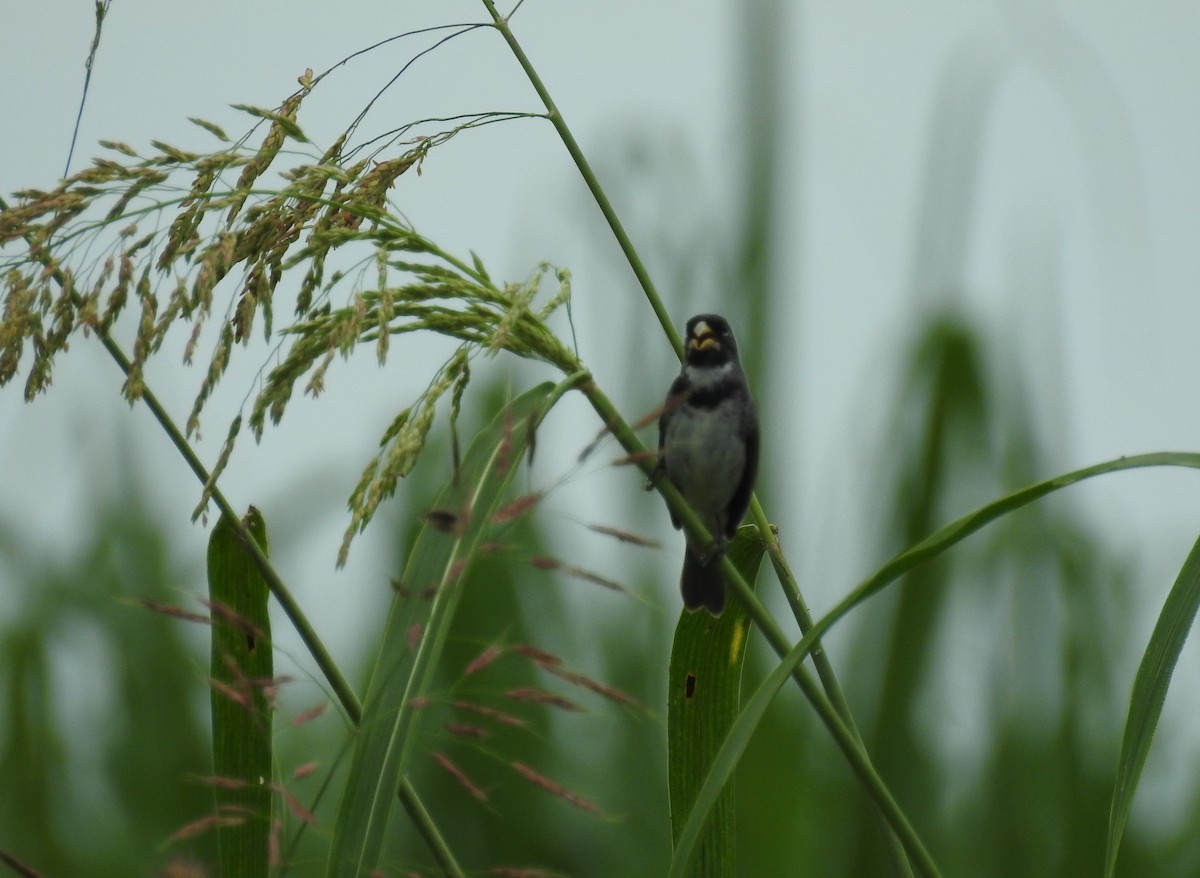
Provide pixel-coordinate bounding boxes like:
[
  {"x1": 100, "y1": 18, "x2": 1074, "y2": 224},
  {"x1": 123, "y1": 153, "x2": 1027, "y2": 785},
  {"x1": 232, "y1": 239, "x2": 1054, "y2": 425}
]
[{"x1": 684, "y1": 314, "x2": 740, "y2": 367}]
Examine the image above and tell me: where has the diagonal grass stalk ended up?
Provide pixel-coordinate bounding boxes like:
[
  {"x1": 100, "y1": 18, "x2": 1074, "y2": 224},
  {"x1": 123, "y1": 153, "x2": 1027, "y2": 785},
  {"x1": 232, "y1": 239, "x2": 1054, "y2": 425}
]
[{"x1": 478, "y1": 9, "x2": 922, "y2": 872}]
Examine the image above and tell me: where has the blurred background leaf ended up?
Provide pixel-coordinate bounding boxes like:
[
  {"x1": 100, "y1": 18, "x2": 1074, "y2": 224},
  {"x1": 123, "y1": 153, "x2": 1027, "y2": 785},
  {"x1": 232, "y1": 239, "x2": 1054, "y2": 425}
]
[{"x1": 0, "y1": 465, "x2": 214, "y2": 877}]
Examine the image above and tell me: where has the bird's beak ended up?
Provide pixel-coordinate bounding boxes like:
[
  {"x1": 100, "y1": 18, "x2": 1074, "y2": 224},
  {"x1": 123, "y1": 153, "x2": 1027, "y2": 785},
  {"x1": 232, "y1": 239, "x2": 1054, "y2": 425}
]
[{"x1": 689, "y1": 320, "x2": 717, "y2": 352}]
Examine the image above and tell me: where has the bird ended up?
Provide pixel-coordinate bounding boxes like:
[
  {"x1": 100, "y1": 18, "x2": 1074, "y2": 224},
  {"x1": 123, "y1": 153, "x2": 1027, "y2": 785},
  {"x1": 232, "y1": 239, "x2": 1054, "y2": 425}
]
[{"x1": 650, "y1": 314, "x2": 759, "y2": 616}]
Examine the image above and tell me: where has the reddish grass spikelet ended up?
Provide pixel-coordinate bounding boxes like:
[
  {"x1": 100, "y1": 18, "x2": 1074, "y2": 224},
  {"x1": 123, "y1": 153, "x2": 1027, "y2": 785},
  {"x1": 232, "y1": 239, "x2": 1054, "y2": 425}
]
[
  {"x1": 511, "y1": 762, "x2": 599, "y2": 814},
  {"x1": 465, "y1": 644, "x2": 504, "y2": 676},
  {"x1": 633, "y1": 394, "x2": 685, "y2": 431},
  {"x1": 529, "y1": 556, "x2": 559, "y2": 571},
  {"x1": 158, "y1": 857, "x2": 211, "y2": 878},
  {"x1": 445, "y1": 557, "x2": 468, "y2": 583},
  {"x1": 432, "y1": 751, "x2": 488, "y2": 802},
  {"x1": 208, "y1": 677, "x2": 250, "y2": 708},
  {"x1": 202, "y1": 598, "x2": 265, "y2": 641},
  {"x1": 283, "y1": 790, "x2": 316, "y2": 825},
  {"x1": 505, "y1": 687, "x2": 582, "y2": 712},
  {"x1": 271, "y1": 783, "x2": 316, "y2": 825},
  {"x1": 269, "y1": 818, "x2": 284, "y2": 867},
  {"x1": 585, "y1": 523, "x2": 660, "y2": 547},
  {"x1": 511, "y1": 644, "x2": 562, "y2": 667},
  {"x1": 562, "y1": 564, "x2": 630, "y2": 594},
  {"x1": 545, "y1": 666, "x2": 642, "y2": 710},
  {"x1": 445, "y1": 721, "x2": 489, "y2": 740},
  {"x1": 496, "y1": 405, "x2": 515, "y2": 475},
  {"x1": 453, "y1": 699, "x2": 528, "y2": 728},
  {"x1": 292, "y1": 761, "x2": 319, "y2": 780},
  {"x1": 221, "y1": 653, "x2": 250, "y2": 686},
  {"x1": 291, "y1": 703, "x2": 326, "y2": 727},
  {"x1": 192, "y1": 774, "x2": 249, "y2": 790},
  {"x1": 167, "y1": 814, "x2": 244, "y2": 844},
  {"x1": 576, "y1": 421, "x2": 612, "y2": 462},
  {"x1": 492, "y1": 492, "x2": 541, "y2": 524},
  {"x1": 0, "y1": 849, "x2": 45, "y2": 878},
  {"x1": 408, "y1": 622, "x2": 422, "y2": 651},
  {"x1": 241, "y1": 673, "x2": 287, "y2": 692},
  {"x1": 408, "y1": 695, "x2": 433, "y2": 710},
  {"x1": 489, "y1": 869, "x2": 568, "y2": 878},
  {"x1": 609, "y1": 449, "x2": 659, "y2": 468},
  {"x1": 261, "y1": 678, "x2": 294, "y2": 710},
  {"x1": 139, "y1": 598, "x2": 211, "y2": 625}
]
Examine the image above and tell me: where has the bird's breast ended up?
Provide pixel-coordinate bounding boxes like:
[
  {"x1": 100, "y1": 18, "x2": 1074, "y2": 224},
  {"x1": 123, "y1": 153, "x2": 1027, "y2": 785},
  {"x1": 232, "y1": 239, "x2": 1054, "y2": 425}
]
[{"x1": 663, "y1": 400, "x2": 747, "y2": 518}]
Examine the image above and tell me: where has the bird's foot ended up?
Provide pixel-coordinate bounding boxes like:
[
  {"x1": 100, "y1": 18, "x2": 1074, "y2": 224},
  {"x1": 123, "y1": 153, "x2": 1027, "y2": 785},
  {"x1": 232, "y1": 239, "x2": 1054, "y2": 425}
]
[{"x1": 645, "y1": 458, "x2": 667, "y2": 491}]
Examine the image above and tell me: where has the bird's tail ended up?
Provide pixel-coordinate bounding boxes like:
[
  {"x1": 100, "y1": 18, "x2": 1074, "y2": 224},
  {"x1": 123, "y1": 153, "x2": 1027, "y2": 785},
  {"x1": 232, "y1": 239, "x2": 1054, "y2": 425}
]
[{"x1": 680, "y1": 550, "x2": 727, "y2": 616}]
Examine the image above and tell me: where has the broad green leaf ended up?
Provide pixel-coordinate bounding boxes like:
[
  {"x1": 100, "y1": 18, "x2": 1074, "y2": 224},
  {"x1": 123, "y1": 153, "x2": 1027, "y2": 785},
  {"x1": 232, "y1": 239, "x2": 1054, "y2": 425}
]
[
  {"x1": 326, "y1": 381, "x2": 558, "y2": 878},
  {"x1": 676, "y1": 451, "x2": 1200, "y2": 878},
  {"x1": 1104, "y1": 530, "x2": 1200, "y2": 877},
  {"x1": 208, "y1": 506, "x2": 272, "y2": 878},
  {"x1": 668, "y1": 527, "x2": 764, "y2": 878}
]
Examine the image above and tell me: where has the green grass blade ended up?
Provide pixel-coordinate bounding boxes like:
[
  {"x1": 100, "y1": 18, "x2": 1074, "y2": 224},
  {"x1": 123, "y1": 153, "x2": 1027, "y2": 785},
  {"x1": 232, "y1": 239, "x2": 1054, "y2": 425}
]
[
  {"x1": 668, "y1": 527, "x2": 765, "y2": 878},
  {"x1": 675, "y1": 451, "x2": 1200, "y2": 878},
  {"x1": 208, "y1": 506, "x2": 272, "y2": 878},
  {"x1": 326, "y1": 381, "x2": 560, "y2": 878},
  {"x1": 1104, "y1": 530, "x2": 1200, "y2": 877},
  {"x1": 821, "y1": 452, "x2": 1200, "y2": 656}
]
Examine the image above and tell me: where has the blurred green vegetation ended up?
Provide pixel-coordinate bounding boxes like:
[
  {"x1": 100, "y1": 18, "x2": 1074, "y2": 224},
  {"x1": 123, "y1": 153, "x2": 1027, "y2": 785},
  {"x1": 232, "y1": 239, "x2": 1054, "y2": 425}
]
[
  {"x1": 0, "y1": 480, "x2": 215, "y2": 877},
  {"x1": 6, "y1": 323, "x2": 1196, "y2": 878},
  {"x1": 2, "y1": 283, "x2": 1198, "y2": 878},
  {"x1": 3, "y1": 6, "x2": 1199, "y2": 878}
]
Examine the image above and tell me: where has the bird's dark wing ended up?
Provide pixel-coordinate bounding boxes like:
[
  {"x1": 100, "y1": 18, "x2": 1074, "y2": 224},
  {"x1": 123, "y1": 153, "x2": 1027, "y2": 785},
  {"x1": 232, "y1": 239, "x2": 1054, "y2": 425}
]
[
  {"x1": 726, "y1": 395, "x2": 759, "y2": 538},
  {"x1": 659, "y1": 373, "x2": 690, "y2": 443},
  {"x1": 657, "y1": 372, "x2": 690, "y2": 528}
]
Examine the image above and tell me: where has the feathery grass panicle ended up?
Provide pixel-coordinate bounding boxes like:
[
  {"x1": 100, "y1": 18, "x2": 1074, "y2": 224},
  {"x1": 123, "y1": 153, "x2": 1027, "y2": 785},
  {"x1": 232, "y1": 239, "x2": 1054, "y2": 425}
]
[
  {"x1": 224, "y1": 97, "x2": 307, "y2": 223},
  {"x1": 338, "y1": 348, "x2": 468, "y2": 565},
  {"x1": 2, "y1": 72, "x2": 584, "y2": 563}
]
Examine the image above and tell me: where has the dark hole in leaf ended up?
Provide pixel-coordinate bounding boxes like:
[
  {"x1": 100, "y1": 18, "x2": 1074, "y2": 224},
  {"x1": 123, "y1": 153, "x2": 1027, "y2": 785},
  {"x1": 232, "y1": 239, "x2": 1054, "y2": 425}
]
[{"x1": 685, "y1": 673, "x2": 696, "y2": 699}]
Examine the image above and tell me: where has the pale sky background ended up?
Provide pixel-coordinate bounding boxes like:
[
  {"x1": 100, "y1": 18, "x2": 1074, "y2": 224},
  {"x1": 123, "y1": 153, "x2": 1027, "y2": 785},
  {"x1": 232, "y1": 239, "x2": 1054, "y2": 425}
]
[{"x1": 3, "y1": 0, "x2": 1200, "y2": 838}]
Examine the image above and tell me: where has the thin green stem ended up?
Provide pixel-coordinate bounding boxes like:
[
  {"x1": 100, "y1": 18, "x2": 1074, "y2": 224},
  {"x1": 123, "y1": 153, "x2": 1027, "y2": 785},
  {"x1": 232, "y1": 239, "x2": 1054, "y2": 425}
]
[
  {"x1": 480, "y1": 0, "x2": 682, "y2": 358},
  {"x1": 109, "y1": 296, "x2": 368, "y2": 723},
  {"x1": 749, "y1": 499, "x2": 914, "y2": 877},
  {"x1": 399, "y1": 781, "x2": 467, "y2": 878}
]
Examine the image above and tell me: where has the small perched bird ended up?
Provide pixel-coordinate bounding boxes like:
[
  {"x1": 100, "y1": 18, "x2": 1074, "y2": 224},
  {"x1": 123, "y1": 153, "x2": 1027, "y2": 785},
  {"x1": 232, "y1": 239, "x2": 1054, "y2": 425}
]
[{"x1": 651, "y1": 314, "x2": 759, "y2": 616}]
